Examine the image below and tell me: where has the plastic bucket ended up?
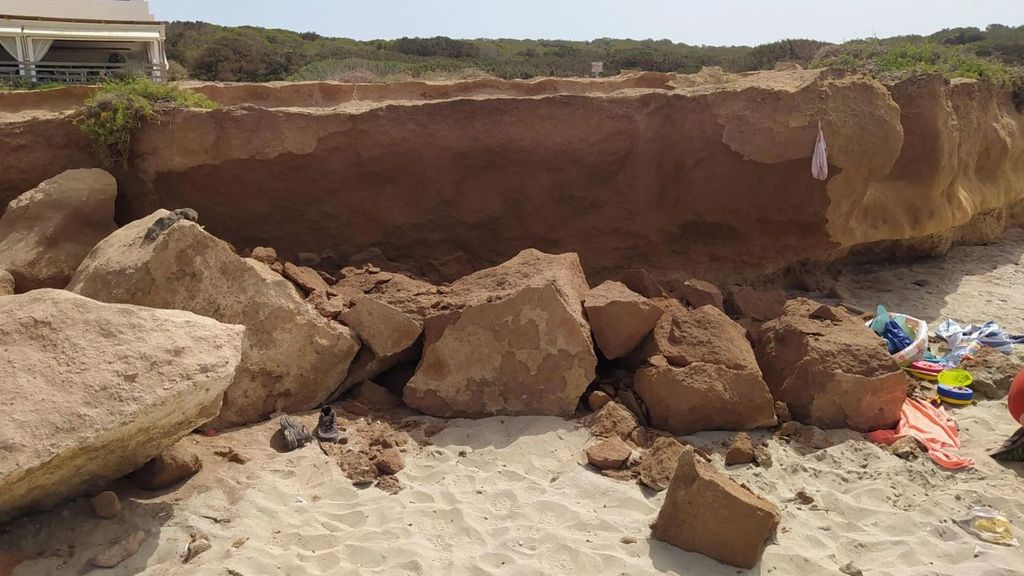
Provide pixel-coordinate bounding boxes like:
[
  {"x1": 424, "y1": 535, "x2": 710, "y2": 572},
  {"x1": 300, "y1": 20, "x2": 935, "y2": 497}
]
[{"x1": 866, "y1": 314, "x2": 928, "y2": 366}]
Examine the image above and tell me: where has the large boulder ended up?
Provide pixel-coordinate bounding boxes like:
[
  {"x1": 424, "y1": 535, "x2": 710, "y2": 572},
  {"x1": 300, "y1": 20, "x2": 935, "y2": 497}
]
[
  {"x1": 337, "y1": 295, "x2": 423, "y2": 392},
  {"x1": 634, "y1": 359, "x2": 777, "y2": 435},
  {"x1": 756, "y1": 298, "x2": 906, "y2": 431},
  {"x1": 67, "y1": 210, "x2": 360, "y2": 428},
  {"x1": 630, "y1": 304, "x2": 776, "y2": 434},
  {"x1": 631, "y1": 303, "x2": 761, "y2": 371},
  {"x1": 0, "y1": 169, "x2": 116, "y2": 291},
  {"x1": 403, "y1": 249, "x2": 597, "y2": 417},
  {"x1": 652, "y1": 447, "x2": 780, "y2": 569},
  {"x1": 584, "y1": 281, "x2": 663, "y2": 359},
  {"x1": 0, "y1": 290, "x2": 243, "y2": 522}
]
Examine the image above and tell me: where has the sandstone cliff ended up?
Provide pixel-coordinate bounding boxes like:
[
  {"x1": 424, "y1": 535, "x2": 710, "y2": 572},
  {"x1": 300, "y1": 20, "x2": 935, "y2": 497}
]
[{"x1": 1, "y1": 69, "x2": 1021, "y2": 282}]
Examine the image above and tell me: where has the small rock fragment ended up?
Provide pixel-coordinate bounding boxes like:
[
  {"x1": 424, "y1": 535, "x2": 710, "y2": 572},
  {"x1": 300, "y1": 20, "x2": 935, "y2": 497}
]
[
  {"x1": 840, "y1": 561, "x2": 865, "y2": 576},
  {"x1": 725, "y1": 432, "x2": 755, "y2": 465},
  {"x1": 90, "y1": 491, "x2": 120, "y2": 519},
  {"x1": 601, "y1": 468, "x2": 639, "y2": 482},
  {"x1": 774, "y1": 401, "x2": 792, "y2": 424},
  {"x1": 888, "y1": 436, "x2": 922, "y2": 460},
  {"x1": 587, "y1": 390, "x2": 613, "y2": 412},
  {"x1": 283, "y1": 262, "x2": 330, "y2": 294},
  {"x1": 373, "y1": 448, "x2": 406, "y2": 475},
  {"x1": 586, "y1": 437, "x2": 632, "y2": 470},
  {"x1": 182, "y1": 532, "x2": 211, "y2": 563},
  {"x1": 753, "y1": 445, "x2": 773, "y2": 468},
  {"x1": 130, "y1": 442, "x2": 203, "y2": 490},
  {"x1": 377, "y1": 475, "x2": 402, "y2": 495},
  {"x1": 250, "y1": 247, "x2": 277, "y2": 266}
]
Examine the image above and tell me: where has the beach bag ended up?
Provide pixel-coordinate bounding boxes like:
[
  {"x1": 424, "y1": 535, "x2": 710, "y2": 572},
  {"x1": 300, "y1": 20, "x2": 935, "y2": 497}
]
[{"x1": 811, "y1": 123, "x2": 828, "y2": 181}]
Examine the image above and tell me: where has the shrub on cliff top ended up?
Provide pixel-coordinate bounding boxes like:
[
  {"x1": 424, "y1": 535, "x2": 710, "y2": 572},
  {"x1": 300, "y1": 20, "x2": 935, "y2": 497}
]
[{"x1": 75, "y1": 77, "x2": 216, "y2": 166}]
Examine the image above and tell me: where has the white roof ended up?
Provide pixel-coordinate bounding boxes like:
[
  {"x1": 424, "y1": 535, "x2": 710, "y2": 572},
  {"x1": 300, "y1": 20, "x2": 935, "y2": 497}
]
[{"x1": 0, "y1": 0, "x2": 156, "y2": 22}]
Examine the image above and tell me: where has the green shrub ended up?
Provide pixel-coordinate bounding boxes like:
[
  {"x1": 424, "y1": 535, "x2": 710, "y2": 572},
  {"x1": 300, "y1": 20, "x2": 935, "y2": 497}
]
[{"x1": 75, "y1": 77, "x2": 216, "y2": 165}]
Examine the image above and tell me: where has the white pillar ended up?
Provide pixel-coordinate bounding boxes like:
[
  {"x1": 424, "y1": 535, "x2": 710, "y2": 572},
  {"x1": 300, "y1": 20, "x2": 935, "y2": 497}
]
[{"x1": 15, "y1": 35, "x2": 26, "y2": 77}]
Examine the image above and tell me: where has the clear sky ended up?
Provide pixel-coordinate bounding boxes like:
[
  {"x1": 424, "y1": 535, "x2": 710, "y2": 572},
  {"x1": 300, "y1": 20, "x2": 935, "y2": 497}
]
[{"x1": 149, "y1": 0, "x2": 1023, "y2": 45}]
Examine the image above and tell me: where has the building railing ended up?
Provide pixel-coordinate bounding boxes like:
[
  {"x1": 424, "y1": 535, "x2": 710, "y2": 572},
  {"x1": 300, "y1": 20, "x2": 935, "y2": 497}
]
[{"x1": 0, "y1": 61, "x2": 164, "y2": 84}]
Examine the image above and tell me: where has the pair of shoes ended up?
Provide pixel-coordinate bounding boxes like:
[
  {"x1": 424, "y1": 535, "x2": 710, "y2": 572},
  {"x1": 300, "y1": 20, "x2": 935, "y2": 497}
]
[{"x1": 317, "y1": 406, "x2": 340, "y2": 442}]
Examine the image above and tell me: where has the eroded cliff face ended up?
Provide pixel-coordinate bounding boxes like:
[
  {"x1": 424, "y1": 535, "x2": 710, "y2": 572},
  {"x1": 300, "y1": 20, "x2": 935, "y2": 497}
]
[{"x1": 1, "y1": 70, "x2": 1022, "y2": 283}]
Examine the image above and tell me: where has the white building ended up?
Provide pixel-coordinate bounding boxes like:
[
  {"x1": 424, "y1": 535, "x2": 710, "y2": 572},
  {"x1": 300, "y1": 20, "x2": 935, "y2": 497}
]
[{"x1": 0, "y1": 0, "x2": 168, "y2": 83}]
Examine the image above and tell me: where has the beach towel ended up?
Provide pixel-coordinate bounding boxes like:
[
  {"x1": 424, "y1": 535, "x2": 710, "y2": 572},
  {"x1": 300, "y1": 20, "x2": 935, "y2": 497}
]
[
  {"x1": 868, "y1": 398, "x2": 974, "y2": 470},
  {"x1": 935, "y1": 319, "x2": 1024, "y2": 366},
  {"x1": 811, "y1": 124, "x2": 828, "y2": 181}
]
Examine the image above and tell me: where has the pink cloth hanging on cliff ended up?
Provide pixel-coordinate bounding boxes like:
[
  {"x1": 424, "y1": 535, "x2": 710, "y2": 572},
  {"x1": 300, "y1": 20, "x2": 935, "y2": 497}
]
[
  {"x1": 868, "y1": 398, "x2": 975, "y2": 470},
  {"x1": 811, "y1": 123, "x2": 828, "y2": 181}
]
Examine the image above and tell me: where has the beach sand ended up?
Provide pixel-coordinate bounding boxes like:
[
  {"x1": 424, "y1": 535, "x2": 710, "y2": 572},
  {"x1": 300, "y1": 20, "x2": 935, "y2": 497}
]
[{"x1": 3, "y1": 229, "x2": 1024, "y2": 575}]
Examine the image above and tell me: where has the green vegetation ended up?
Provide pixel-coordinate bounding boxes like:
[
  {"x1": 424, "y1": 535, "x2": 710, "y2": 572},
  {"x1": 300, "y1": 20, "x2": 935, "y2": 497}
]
[
  {"x1": 812, "y1": 37, "x2": 1023, "y2": 86},
  {"x1": 164, "y1": 21, "x2": 1024, "y2": 86},
  {"x1": 74, "y1": 77, "x2": 216, "y2": 165},
  {"x1": 0, "y1": 78, "x2": 64, "y2": 91}
]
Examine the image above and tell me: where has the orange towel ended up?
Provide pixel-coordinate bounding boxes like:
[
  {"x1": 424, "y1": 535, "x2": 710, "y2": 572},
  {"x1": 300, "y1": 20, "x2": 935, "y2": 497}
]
[{"x1": 868, "y1": 398, "x2": 975, "y2": 470}]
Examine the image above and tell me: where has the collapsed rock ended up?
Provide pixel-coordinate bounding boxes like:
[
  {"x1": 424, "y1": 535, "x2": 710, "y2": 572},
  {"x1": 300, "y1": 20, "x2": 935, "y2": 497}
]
[
  {"x1": 338, "y1": 295, "x2": 423, "y2": 392},
  {"x1": 403, "y1": 249, "x2": 597, "y2": 417},
  {"x1": 587, "y1": 390, "x2": 613, "y2": 412},
  {"x1": 0, "y1": 169, "x2": 116, "y2": 291},
  {"x1": 68, "y1": 210, "x2": 360, "y2": 427},
  {"x1": 725, "y1": 432, "x2": 755, "y2": 465},
  {"x1": 584, "y1": 281, "x2": 663, "y2": 359},
  {"x1": 757, "y1": 298, "x2": 906, "y2": 431},
  {"x1": 638, "y1": 436, "x2": 687, "y2": 491},
  {"x1": 631, "y1": 303, "x2": 761, "y2": 372},
  {"x1": 588, "y1": 402, "x2": 639, "y2": 441},
  {"x1": 634, "y1": 360, "x2": 777, "y2": 435},
  {"x1": 726, "y1": 286, "x2": 788, "y2": 321},
  {"x1": 250, "y1": 246, "x2": 277, "y2": 265},
  {"x1": 130, "y1": 440, "x2": 203, "y2": 491},
  {"x1": 0, "y1": 290, "x2": 243, "y2": 523},
  {"x1": 373, "y1": 448, "x2": 406, "y2": 475},
  {"x1": 675, "y1": 278, "x2": 725, "y2": 311},
  {"x1": 619, "y1": 268, "x2": 666, "y2": 298},
  {"x1": 91, "y1": 491, "x2": 121, "y2": 519},
  {"x1": 283, "y1": 262, "x2": 330, "y2": 294},
  {"x1": 652, "y1": 447, "x2": 780, "y2": 569},
  {"x1": 629, "y1": 304, "x2": 776, "y2": 434},
  {"x1": 350, "y1": 381, "x2": 404, "y2": 412},
  {"x1": 586, "y1": 437, "x2": 632, "y2": 470},
  {"x1": 778, "y1": 420, "x2": 834, "y2": 450}
]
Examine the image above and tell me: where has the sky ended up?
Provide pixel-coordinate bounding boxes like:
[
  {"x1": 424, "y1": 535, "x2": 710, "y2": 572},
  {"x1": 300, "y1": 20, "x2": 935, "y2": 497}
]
[{"x1": 148, "y1": 0, "x2": 1024, "y2": 45}]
